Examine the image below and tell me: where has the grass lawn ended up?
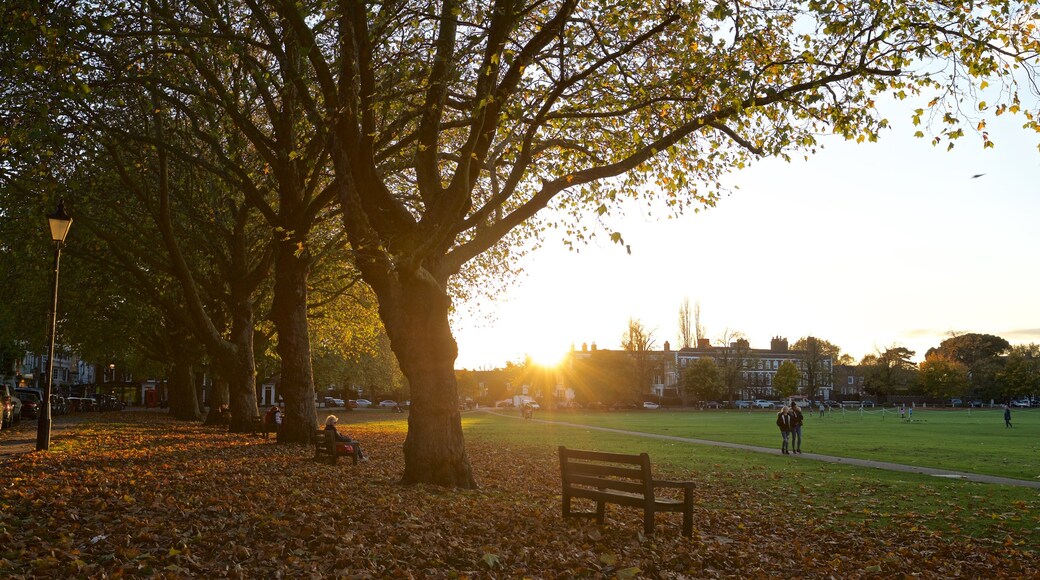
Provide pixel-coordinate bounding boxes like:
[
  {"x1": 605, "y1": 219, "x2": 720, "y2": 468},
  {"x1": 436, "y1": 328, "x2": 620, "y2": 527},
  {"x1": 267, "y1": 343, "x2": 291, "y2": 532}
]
[
  {"x1": 482, "y1": 406, "x2": 1040, "y2": 481},
  {"x1": 458, "y1": 408, "x2": 1040, "y2": 546}
]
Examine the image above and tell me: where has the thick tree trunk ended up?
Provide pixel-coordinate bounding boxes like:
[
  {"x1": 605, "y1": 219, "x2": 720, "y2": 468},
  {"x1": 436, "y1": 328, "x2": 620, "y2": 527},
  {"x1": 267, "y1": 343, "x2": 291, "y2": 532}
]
[
  {"x1": 166, "y1": 325, "x2": 202, "y2": 421},
  {"x1": 224, "y1": 308, "x2": 258, "y2": 433},
  {"x1": 271, "y1": 239, "x2": 318, "y2": 443},
  {"x1": 377, "y1": 271, "x2": 476, "y2": 488},
  {"x1": 203, "y1": 376, "x2": 229, "y2": 425},
  {"x1": 167, "y1": 360, "x2": 201, "y2": 421}
]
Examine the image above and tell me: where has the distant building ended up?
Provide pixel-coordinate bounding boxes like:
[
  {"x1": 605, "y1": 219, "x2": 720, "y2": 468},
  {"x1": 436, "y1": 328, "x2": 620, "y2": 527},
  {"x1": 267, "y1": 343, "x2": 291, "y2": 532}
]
[
  {"x1": 833, "y1": 364, "x2": 866, "y2": 399},
  {"x1": 563, "y1": 340, "x2": 679, "y2": 404},
  {"x1": 674, "y1": 336, "x2": 834, "y2": 401}
]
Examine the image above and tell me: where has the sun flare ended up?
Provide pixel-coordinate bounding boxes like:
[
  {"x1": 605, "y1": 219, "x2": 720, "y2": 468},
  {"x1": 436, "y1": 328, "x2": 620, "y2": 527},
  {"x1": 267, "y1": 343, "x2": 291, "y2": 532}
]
[{"x1": 525, "y1": 345, "x2": 569, "y2": 368}]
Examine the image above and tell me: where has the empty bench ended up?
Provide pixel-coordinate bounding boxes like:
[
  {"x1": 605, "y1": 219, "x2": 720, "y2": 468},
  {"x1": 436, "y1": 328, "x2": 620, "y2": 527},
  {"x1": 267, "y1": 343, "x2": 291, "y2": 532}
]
[
  {"x1": 559, "y1": 446, "x2": 695, "y2": 536},
  {"x1": 314, "y1": 429, "x2": 360, "y2": 465}
]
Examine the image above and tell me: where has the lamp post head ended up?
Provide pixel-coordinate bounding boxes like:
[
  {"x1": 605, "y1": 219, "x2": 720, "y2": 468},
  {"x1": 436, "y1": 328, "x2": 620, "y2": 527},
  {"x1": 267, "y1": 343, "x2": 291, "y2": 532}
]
[{"x1": 48, "y1": 199, "x2": 73, "y2": 243}]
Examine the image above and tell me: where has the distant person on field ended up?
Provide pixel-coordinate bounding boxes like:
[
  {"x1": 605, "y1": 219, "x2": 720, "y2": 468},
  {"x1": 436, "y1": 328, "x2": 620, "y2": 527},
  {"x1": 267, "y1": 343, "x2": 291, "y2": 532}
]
[
  {"x1": 776, "y1": 406, "x2": 793, "y2": 455},
  {"x1": 789, "y1": 402, "x2": 804, "y2": 454},
  {"x1": 818, "y1": 402, "x2": 825, "y2": 418},
  {"x1": 1004, "y1": 404, "x2": 1012, "y2": 428},
  {"x1": 908, "y1": 406, "x2": 913, "y2": 421}
]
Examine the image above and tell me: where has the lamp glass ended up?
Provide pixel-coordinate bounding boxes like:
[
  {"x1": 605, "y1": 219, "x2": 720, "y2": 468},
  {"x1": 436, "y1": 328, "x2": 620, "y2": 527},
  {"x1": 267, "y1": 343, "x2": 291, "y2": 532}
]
[{"x1": 47, "y1": 202, "x2": 72, "y2": 242}]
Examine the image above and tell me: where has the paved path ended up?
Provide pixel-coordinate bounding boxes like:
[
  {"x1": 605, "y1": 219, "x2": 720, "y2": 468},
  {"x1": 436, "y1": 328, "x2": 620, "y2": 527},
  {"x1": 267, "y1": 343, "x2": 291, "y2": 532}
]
[
  {"x1": 0, "y1": 415, "x2": 91, "y2": 459},
  {"x1": 491, "y1": 410, "x2": 1040, "y2": 489}
]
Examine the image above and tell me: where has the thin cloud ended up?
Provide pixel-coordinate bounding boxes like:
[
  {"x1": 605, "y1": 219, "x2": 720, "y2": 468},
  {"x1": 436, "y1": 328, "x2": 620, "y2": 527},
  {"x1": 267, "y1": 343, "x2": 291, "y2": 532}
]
[{"x1": 1000, "y1": 328, "x2": 1040, "y2": 339}]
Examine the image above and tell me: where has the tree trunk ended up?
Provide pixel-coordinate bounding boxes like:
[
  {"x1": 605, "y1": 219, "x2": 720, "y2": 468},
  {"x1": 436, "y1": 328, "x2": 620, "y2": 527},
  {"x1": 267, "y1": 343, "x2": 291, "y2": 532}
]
[
  {"x1": 376, "y1": 270, "x2": 476, "y2": 488},
  {"x1": 204, "y1": 376, "x2": 229, "y2": 425},
  {"x1": 167, "y1": 359, "x2": 201, "y2": 421},
  {"x1": 271, "y1": 238, "x2": 318, "y2": 443},
  {"x1": 223, "y1": 305, "x2": 258, "y2": 433},
  {"x1": 166, "y1": 325, "x2": 202, "y2": 421}
]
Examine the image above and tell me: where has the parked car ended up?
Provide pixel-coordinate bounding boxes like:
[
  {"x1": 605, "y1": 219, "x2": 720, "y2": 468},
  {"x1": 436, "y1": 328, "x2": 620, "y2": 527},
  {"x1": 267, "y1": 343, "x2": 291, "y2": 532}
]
[
  {"x1": 16, "y1": 389, "x2": 43, "y2": 419},
  {"x1": 701, "y1": 401, "x2": 724, "y2": 409},
  {"x1": 1, "y1": 385, "x2": 22, "y2": 428},
  {"x1": 378, "y1": 400, "x2": 398, "y2": 408},
  {"x1": 642, "y1": 401, "x2": 660, "y2": 409},
  {"x1": 949, "y1": 398, "x2": 962, "y2": 407},
  {"x1": 355, "y1": 399, "x2": 373, "y2": 407},
  {"x1": 1010, "y1": 399, "x2": 1031, "y2": 408},
  {"x1": 734, "y1": 400, "x2": 752, "y2": 409},
  {"x1": 753, "y1": 400, "x2": 774, "y2": 409}
]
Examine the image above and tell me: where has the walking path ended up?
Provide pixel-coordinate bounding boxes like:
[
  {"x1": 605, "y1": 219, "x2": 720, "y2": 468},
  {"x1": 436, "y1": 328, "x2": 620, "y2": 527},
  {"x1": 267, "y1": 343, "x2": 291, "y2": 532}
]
[
  {"x1": 0, "y1": 415, "x2": 96, "y2": 458},
  {"x1": 491, "y1": 410, "x2": 1040, "y2": 489}
]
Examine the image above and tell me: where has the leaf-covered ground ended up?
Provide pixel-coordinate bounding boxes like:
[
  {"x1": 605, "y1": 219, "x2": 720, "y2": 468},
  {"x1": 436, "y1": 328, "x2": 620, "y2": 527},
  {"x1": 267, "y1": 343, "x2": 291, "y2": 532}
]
[{"x1": 1, "y1": 412, "x2": 1037, "y2": 578}]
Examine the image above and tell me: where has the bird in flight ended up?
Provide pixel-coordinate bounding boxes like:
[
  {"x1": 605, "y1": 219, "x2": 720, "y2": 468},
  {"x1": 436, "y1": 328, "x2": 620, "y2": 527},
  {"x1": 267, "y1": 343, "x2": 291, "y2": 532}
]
[{"x1": 971, "y1": 173, "x2": 986, "y2": 179}]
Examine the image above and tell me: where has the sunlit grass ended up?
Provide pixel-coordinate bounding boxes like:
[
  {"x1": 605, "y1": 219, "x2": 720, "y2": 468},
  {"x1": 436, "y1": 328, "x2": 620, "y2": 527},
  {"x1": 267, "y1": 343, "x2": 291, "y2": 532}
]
[
  {"x1": 483, "y1": 406, "x2": 1040, "y2": 480},
  {"x1": 461, "y1": 410, "x2": 1040, "y2": 545}
]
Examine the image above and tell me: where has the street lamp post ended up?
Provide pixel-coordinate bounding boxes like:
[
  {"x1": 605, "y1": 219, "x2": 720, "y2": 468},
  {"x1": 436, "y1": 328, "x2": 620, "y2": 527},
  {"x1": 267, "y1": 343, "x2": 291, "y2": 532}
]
[{"x1": 37, "y1": 199, "x2": 72, "y2": 451}]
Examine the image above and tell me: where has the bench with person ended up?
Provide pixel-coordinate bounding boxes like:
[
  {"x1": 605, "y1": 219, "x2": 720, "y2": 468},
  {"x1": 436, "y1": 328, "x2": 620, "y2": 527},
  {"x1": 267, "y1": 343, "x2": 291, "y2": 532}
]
[
  {"x1": 558, "y1": 446, "x2": 695, "y2": 537},
  {"x1": 314, "y1": 429, "x2": 360, "y2": 465}
]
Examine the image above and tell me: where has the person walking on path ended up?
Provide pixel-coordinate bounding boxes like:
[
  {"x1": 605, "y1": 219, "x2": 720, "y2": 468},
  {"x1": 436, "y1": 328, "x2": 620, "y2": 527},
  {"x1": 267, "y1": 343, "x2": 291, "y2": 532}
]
[
  {"x1": 1004, "y1": 404, "x2": 1012, "y2": 428},
  {"x1": 776, "y1": 406, "x2": 793, "y2": 454},
  {"x1": 789, "y1": 402, "x2": 804, "y2": 453}
]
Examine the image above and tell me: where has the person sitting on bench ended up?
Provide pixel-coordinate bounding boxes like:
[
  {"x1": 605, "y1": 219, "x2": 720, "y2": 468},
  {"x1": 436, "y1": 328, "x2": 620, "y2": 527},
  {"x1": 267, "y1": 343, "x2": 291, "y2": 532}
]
[{"x1": 323, "y1": 415, "x2": 367, "y2": 461}]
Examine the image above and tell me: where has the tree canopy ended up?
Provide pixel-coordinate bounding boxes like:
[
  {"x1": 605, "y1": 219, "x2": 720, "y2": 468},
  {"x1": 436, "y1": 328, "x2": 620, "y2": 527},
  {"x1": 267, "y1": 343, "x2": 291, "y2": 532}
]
[{"x1": 5, "y1": 0, "x2": 1040, "y2": 486}]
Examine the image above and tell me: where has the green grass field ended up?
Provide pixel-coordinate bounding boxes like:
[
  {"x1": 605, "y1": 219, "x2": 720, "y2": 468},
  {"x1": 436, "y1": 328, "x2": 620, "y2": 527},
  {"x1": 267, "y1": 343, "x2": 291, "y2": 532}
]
[
  {"x1": 445, "y1": 407, "x2": 1040, "y2": 545},
  {"x1": 472, "y1": 406, "x2": 1040, "y2": 480}
]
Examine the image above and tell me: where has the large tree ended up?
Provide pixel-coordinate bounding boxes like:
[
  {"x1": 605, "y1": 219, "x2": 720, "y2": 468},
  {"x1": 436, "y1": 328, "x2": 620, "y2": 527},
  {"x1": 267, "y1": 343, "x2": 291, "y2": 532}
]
[
  {"x1": 791, "y1": 336, "x2": 840, "y2": 400},
  {"x1": 860, "y1": 347, "x2": 918, "y2": 399},
  {"x1": 927, "y1": 333, "x2": 1011, "y2": 399},
  {"x1": 773, "y1": 361, "x2": 801, "y2": 400},
  {"x1": 316, "y1": 0, "x2": 1040, "y2": 486},
  {"x1": 997, "y1": 344, "x2": 1040, "y2": 402},
  {"x1": 681, "y1": 357, "x2": 723, "y2": 402},
  {"x1": 918, "y1": 352, "x2": 969, "y2": 400}
]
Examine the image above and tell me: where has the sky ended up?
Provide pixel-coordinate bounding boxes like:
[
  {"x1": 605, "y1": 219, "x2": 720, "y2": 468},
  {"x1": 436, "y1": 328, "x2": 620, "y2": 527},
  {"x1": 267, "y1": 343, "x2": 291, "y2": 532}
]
[{"x1": 451, "y1": 98, "x2": 1040, "y2": 370}]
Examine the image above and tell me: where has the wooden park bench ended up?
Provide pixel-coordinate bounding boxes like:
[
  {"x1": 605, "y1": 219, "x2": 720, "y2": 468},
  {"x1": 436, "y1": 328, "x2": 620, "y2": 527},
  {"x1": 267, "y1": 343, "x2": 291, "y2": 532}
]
[
  {"x1": 314, "y1": 429, "x2": 360, "y2": 465},
  {"x1": 559, "y1": 446, "x2": 695, "y2": 536}
]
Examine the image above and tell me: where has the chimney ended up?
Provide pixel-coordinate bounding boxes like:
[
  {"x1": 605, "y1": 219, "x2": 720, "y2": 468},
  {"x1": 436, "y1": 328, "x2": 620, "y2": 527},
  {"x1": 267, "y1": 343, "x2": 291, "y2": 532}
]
[
  {"x1": 770, "y1": 336, "x2": 788, "y2": 352},
  {"x1": 581, "y1": 342, "x2": 588, "y2": 352},
  {"x1": 697, "y1": 338, "x2": 711, "y2": 349},
  {"x1": 663, "y1": 341, "x2": 670, "y2": 352},
  {"x1": 591, "y1": 342, "x2": 597, "y2": 352}
]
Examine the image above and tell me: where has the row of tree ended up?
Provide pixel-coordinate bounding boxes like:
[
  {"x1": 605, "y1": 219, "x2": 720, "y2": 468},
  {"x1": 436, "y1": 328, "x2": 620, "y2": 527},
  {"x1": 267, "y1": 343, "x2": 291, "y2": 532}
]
[
  {"x1": 4, "y1": 0, "x2": 1040, "y2": 487},
  {"x1": 864, "y1": 334, "x2": 1039, "y2": 402}
]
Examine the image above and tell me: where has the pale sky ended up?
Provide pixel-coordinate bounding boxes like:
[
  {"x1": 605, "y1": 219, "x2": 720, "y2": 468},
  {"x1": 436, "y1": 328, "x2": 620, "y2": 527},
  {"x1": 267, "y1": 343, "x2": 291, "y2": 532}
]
[{"x1": 452, "y1": 98, "x2": 1040, "y2": 369}]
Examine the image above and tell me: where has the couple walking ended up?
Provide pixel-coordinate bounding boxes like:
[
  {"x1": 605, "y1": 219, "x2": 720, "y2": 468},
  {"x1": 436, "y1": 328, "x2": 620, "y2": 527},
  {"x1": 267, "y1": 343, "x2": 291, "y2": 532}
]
[{"x1": 776, "y1": 404, "x2": 804, "y2": 454}]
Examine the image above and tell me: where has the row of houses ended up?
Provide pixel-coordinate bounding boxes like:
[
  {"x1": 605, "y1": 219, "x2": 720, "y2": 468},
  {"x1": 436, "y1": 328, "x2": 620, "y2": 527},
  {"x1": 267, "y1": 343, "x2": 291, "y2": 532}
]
[
  {"x1": 549, "y1": 337, "x2": 850, "y2": 404},
  {"x1": 1, "y1": 349, "x2": 171, "y2": 406}
]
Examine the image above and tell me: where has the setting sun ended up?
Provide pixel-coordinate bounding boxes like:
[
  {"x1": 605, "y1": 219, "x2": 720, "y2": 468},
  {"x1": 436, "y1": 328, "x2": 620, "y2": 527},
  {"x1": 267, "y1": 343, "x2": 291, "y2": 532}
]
[{"x1": 525, "y1": 344, "x2": 569, "y2": 368}]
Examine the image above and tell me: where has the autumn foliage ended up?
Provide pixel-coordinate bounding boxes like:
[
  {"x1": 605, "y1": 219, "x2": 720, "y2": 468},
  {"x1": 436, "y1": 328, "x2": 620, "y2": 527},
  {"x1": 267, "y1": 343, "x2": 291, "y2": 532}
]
[{"x1": 1, "y1": 412, "x2": 1037, "y2": 578}]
